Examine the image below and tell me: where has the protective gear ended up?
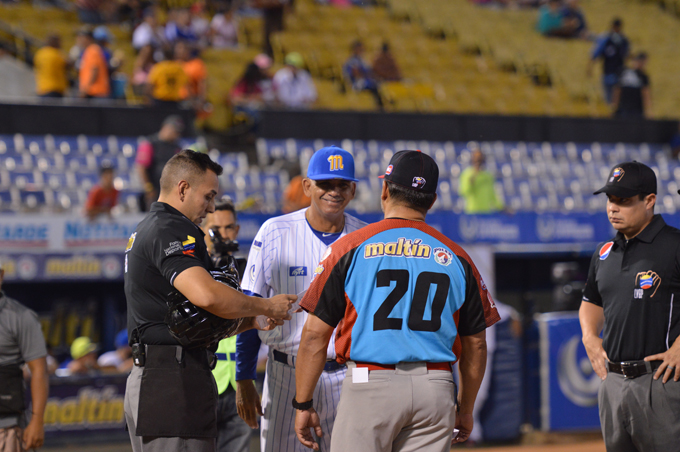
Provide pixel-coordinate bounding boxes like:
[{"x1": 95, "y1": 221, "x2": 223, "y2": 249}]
[{"x1": 165, "y1": 259, "x2": 245, "y2": 349}]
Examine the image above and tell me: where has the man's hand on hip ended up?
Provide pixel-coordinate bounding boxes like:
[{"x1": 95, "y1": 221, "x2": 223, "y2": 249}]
[
  {"x1": 646, "y1": 337, "x2": 680, "y2": 384},
  {"x1": 236, "y1": 380, "x2": 262, "y2": 429}
]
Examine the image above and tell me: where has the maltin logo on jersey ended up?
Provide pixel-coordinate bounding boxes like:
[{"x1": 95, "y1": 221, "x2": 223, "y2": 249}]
[
  {"x1": 599, "y1": 242, "x2": 614, "y2": 260},
  {"x1": 634, "y1": 270, "x2": 661, "y2": 298},
  {"x1": 433, "y1": 247, "x2": 453, "y2": 266}
]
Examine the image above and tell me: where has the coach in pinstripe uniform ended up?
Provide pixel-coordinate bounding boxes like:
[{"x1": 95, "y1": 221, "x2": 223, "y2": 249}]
[{"x1": 235, "y1": 146, "x2": 366, "y2": 451}]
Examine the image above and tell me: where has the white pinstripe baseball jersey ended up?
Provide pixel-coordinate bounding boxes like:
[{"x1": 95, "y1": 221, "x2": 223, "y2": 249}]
[{"x1": 241, "y1": 208, "x2": 366, "y2": 357}]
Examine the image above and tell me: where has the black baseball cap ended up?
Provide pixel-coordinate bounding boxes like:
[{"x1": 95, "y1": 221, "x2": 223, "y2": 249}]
[
  {"x1": 593, "y1": 161, "x2": 656, "y2": 198},
  {"x1": 379, "y1": 150, "x2": 439, "y2": 194}
]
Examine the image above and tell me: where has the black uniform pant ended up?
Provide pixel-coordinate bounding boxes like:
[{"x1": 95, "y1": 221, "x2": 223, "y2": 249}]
[{"x1": 599, "y1": 371, "x2": 680, "y2": 452}]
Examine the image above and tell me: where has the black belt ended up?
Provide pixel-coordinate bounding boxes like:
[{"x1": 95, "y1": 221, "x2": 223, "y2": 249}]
[
  {"x1": 272, "y1": 349, "x2": 344, "y2": 372},
  {"x1": 607, "y1": 360, "x2": 661, "y2": 379}
]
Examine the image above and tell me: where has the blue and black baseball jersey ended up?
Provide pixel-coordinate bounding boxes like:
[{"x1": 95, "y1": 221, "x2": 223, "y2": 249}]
[{"x1": 301, "y1": 218, "x2": 500, "y2": 365}]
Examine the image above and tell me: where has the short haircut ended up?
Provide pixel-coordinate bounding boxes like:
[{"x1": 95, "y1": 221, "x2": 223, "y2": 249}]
[
  {"x1": 214, "y1": 195, "x2": 237, "y2": 220},
  {"x1": 386, "y1": 180, "x2": 436, "y2": 212},
  {"x1": 159, "y1": 150, "x2": 223, "y2": 194}
]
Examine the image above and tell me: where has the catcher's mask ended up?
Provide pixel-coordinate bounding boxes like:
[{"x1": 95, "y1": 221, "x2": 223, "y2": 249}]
[{"x1": 165, "y1": 259, "x2": 245, "y2": 349}]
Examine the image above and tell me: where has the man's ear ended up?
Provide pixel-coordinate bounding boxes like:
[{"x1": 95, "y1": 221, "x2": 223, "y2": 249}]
[
  {"x1": 301, "y1": 177, "x2": 313, "y2": 197},
  {"x1": 178, "y1": 180, "x2": 190, "y2": 200},
  {"x1": 380, "y1": 181, "x2": 389, "y2": 202}
]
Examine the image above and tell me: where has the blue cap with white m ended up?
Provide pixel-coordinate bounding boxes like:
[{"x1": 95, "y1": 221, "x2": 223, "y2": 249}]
[{"x1": 307, "y1": 146, "x2": 358, "y2": 182}]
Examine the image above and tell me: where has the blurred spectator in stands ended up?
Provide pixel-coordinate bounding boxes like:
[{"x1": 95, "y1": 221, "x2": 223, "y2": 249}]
[
  {"x1": 254, "y1": 53, "x2": 276, "y2": 104},
  {"x1": 561, "y1": 0, "x2": 589, "y2": 39},
  {"x1": 273, "y1": 52, "x2": 317, "y2": 108},
  {"x1": 190, "y1": 1, "x2": 211, "y2": 48},
  {"x1": 281, "y1": 174, "x2": 311, "y2": 213},
  {"x1": 344, "y1": 40, "x2": 382, "y2": 107},
  {"x1": 0, "y1": 259, "x2": 48, "y2": 451},
  {"x1": 75, "y1": 0, "x2": 104, "y2": 24},
  {"x1": 372, "y1": 42, "x2": 401, "y2": 82},
  {"x1": 587, "y1": 17, "x2": 629, "y2": 104},
  {"x1": 84, "y1": 163, "x2": 119, "y2": 220},
  {"x1": 210, "y1": 3, "x2": 239, "y2": 49},
  {"x1": 165, "y1": 8, "x2": 199, "y2": 46},
  {"x1": 536, "y1": 0, "x2": 578, "y2": 38},
  {"x1": 78, "y1": 29, "x2": 111, "y2": 99},
  {"x1": 34, "y1": 34, "x2": 68, "y2": 99},
  {"x1": 459, "y1": 149, "x2": 504, "y2": 214},
  {"x1": 67, "y1": 336, "x2": 100, "y2": 375},
  {"x1": 132, "y1": 8, "x2": 165, "y2": 52},
  {"x1": 97, "y1": 330, "x2": 133, "y2": 373},
  {"x1": 132, "y1": 44, "x2": 155, "y2": 96},
  {"x1": 145, "y1": 47, "x2": 188, "y2": 107},
  {"x1": 135, "y1": 115, "x2": 184, "y2": 210},
  {"x1": 230, "y1": 62, "x2": 269, "y2": 125},
  {"x1": 69, "y1": 27, "x2": 91, "y2": 74},
  {"x1": 256, "y1": 0, "x2": 288, "y2": 57},
  {"x1": 94, "y1": 26, "x2": 124, "y2": 98},
  {"x1": 612, "y1": 52, "x2": 651, "y2": 119},
  {"x1": 176, "y1": 41, "x2": 208, "y2": 111}
]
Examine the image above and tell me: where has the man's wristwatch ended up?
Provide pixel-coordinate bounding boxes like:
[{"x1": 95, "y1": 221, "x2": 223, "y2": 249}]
[{"x1": 292, "y1": 396, "x2": 313, "y2": 411}]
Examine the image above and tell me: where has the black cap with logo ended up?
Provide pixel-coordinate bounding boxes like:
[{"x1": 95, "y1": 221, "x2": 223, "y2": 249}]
[
  {"x1": 379, "y1": 150, "x2": 439, "y2": 194},
  {"x1": 593, "y1": 161, "x2": 657, "y2": 198}
]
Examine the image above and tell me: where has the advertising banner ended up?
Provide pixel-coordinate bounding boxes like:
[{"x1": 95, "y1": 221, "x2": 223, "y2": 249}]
[
  {"x1": 0, "y1": 253, "x2": 125, "y2": 282},
  {"x1": 537, "y1": 312, "x2": 601, "y2": 431},
  {"x1": 41, "y1": 375, "x2": 128, "y2": 444}
]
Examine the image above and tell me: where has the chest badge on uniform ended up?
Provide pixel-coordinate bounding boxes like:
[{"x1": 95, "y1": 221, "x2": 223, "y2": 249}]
[
  {"x1": 289, "y1": 267, "x2": 307, "y2": 276},
  {"x1": 599, "y1": 242, "x2": 614, "y2": 260},
  {"x1": 433, "y1": 247, "x2": 453, "y2": 266},
  {"x1": 125, "y1": 232, "x2": 137, "y2": 252},
  {"x1": 634, "y1": 270, "x2": 661, "y2": 299}
]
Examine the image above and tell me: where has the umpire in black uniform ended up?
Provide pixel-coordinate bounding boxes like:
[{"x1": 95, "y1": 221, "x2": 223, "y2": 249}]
[
  {"x1": 580, "y1": 161, "x2": 680, "y2": 452},
  {"x1": 123, "y1": 150, "x2": 295, "y2": 452}
]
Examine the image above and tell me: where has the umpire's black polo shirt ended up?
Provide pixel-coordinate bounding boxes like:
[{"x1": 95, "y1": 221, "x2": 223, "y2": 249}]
[
  {"x1": 583, "y1": 214, "x2": 680, "y2": 362},
  {"x1": 124, "y1": 202, "x2": 211, "y2": 345}
]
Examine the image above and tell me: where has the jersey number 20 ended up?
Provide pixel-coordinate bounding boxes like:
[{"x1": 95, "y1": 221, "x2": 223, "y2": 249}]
[{"x1": 374, "y1": 269, "x2": 450, "y2": 332}]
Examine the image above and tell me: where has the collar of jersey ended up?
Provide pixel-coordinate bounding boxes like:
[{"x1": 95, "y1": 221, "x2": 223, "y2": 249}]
[
  {"x1": 151, "y1": 202, "x2": 204, "y2": 234},
  {"x1": 614, "y1": 214, "x2": 665, "y2": 245}
]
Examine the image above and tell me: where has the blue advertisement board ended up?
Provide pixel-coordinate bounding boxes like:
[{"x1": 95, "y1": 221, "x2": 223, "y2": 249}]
[{"x1": 537, "y1": 312, "x2": 601, "y2": 431}]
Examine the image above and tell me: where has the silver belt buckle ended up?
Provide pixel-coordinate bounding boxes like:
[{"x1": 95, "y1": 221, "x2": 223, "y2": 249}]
[{"x1": 620, "y1": 361, "x2": 636, "y2": 378}]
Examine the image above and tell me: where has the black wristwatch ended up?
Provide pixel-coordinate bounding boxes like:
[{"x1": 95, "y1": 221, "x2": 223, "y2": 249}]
[{"x1": 292, "y1": 396, "x2": 313, "y2": 411}]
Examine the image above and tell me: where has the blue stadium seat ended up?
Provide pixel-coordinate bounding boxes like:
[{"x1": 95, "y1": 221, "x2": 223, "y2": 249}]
[
  {"x1": 19, "y1": 189, "x2": 47, "y2": 210},
  {"x1": 0, "y1": 189, "x2": 13, "y2": 210},
  {"x1": 9, "y1": 170, "x2": 39, "y2": 189},
  {"x1": 53, "y1": 189, "x2": 84, "y2": 210},
  {"x1": 75, "y1": 172, "x2": 99, "y2": 190},
  {"x1": 41, "y1": 170, "x2": 69, "y2": 190}
]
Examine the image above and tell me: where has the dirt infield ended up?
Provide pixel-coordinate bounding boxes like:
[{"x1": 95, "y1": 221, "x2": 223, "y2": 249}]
[{"x1": 477, "y1": 441, "x2": 604, "y2": 452}]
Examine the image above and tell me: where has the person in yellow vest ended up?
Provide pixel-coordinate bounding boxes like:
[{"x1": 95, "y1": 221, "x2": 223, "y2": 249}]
[
  {"x1": 202, "y1": 197, "x2": 251, "y2": 452},
  {"x1": 459, "y1": 148, "x2": 505, "y2": 214},
  {"x1": 34, "y1": 34, "x2": 68, "y2": 98}
]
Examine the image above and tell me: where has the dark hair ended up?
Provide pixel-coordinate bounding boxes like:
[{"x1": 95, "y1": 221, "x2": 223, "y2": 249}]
[
  {"x1": 99, "y1": 163, "x2": 114, "y2": 175},
  {"x1": 612, "y1": 18, "x2": 622, "y2": 28},
  {"x1": 160, "y1": 150, "x2": 223, "y2": 193},
  {"x1": 386, "y1": 180, "x2": 436, "y2": 212},
  {"x1": 351, "y1": 40, "x2": 363, "y2": 51},
  {"x1": 215, "y1": 196, "x2": 237, "y2": 220},
  {"x1": 238, "y1": 62, "x2": 264, "y2": 91}
]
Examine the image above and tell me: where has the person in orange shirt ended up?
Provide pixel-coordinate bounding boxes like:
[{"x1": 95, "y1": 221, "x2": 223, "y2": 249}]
[
  {"x1": 146, "y1": 47, "x2": 188, "y2": 108},
  {"x1": 78, "y1": 30, "x2": 110, "y2": 98},
  {"x1": 176, "y1": 41, "x2": 207, "y2": 108},
  {"x1": 84, "y1": 163, "x2": 119, "y2": 220},
  {"x1": 34, "y1": 35, "x2": 68, "y2": 98}
]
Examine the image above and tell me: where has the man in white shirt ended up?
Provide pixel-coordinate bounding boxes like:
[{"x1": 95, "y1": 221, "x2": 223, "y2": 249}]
[{"x1": 273, "y1": 52, "x2": 317, "y2": 109}]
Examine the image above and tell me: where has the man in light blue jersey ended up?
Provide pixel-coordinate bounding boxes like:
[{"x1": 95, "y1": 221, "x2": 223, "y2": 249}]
[
  {"x1": 235, "y1": 146, "x2": 367, "y2": 452},
  {"x1": 295, "y1": 150, "x2": 500, "y2": 452}
]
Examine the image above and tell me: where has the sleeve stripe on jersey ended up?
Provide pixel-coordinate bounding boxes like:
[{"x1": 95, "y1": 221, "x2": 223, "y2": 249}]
[{"x1": 334, "y1": 294, "x2": 358, "y2": 365}]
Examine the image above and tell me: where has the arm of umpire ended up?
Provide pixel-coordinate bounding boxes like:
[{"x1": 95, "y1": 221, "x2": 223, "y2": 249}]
[
  {"x1": 294, "y1": 314, "x2": 334, "y2": 451},
  {"x1": 454, "y1": 330, "x2": 487, "y2": 444},
  {"x1": 174, "y1": 267, "x2": 295, "y2": 322}
]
